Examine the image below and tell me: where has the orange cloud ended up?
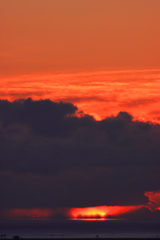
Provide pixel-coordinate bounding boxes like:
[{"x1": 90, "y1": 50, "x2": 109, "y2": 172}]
[{"x1": 0, "y1": 69, "x2": 160, "y2": 122}]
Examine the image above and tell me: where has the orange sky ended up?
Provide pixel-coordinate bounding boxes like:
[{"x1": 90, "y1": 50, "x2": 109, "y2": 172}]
[
  {"x1": 0, "y1": 0, "x2": 160, "y2": 76},
  {"x1": 0, "y1": 0, "x2": 160, "y2": 121}
]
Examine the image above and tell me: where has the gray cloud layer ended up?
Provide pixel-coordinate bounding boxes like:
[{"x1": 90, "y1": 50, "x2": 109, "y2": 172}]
[{"x1": 0, "y1": 99, "x2": 160, "y2": 215}]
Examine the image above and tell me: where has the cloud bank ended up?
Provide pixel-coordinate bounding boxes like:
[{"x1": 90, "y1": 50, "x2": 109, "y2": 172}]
[{"x1": 0, "y1": 98, "x2": 160, "y2": 219}]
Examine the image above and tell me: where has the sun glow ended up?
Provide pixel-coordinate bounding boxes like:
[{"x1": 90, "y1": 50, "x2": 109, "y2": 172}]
[{"x1": 69, "y1": 206, "x2": 139, "y2": 220}]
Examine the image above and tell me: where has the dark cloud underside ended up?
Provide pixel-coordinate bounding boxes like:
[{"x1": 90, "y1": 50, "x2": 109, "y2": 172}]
[{"x1": 0, "y1": 99, "x2": 160, "y2": 211}]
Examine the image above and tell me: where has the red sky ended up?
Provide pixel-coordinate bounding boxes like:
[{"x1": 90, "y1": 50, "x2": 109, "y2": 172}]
[{"x1": 1, "y1": 0, "x2": 160, "y2": 220}]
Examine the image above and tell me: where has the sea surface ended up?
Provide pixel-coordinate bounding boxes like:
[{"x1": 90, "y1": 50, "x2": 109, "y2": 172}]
[{"x1": 0, "y1": 220, "x2": 160, "y2": 238}]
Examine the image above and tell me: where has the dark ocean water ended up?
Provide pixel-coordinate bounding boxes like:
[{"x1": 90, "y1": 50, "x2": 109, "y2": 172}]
[{"x1": 0, "y1": 220, "x2": 160, "y2": 238}]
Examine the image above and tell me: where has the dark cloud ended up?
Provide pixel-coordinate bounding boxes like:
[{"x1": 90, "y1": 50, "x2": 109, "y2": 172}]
[
  {"x1": 1, "y1": 99, "x2": 160, "y2": 213},
  {"x1": 0, "y1": 98, "x2": 78, "y2": 136}
]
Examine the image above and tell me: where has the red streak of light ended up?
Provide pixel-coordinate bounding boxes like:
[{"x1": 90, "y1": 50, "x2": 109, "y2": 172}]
[
  {"x1": 2, "y1": 206, "x2": 141, "y2": 220},
  {"x1": 3, "y1": 192, "x2": 160, "y2": 220}
]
